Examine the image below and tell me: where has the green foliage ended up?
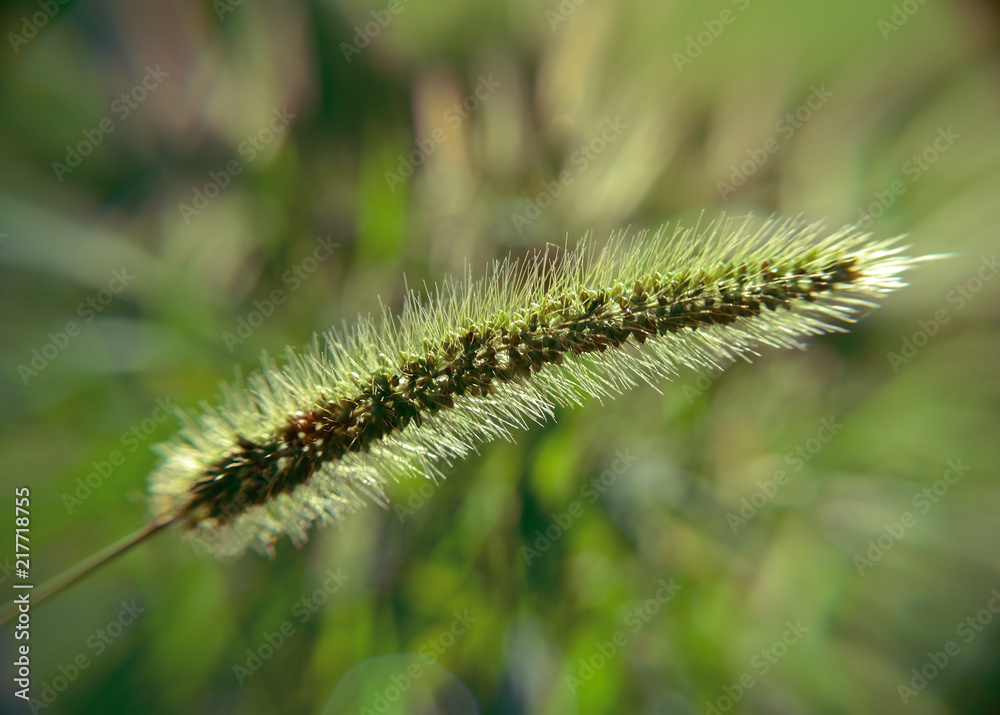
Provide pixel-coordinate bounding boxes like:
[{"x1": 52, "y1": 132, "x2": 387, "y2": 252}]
[{"x1": 1, "y1": 0, "x2": 998, "y2": 713}]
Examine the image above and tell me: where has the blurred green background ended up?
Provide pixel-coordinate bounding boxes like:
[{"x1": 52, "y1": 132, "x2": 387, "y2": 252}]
[{"x1": 1, "y1": 0, "x2": 999, "y2": 713}]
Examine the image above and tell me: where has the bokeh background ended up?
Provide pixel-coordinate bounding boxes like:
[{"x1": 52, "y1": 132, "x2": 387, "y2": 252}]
[{"x1": 2, "y1": 0, "x2": 999, "y2": 713}]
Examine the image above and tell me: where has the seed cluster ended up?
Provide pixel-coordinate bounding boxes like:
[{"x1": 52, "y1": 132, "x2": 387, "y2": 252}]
[{"x1": 176, "y1": 256, "x2": 859, "y2": 528}]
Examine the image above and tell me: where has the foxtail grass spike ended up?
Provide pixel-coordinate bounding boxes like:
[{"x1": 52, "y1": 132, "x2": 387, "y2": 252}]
[{"x1": 142, "y1": 214, "x2": 927, "y2": 559}]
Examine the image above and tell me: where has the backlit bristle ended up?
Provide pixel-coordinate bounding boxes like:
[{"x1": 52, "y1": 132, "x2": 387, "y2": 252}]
[{"x1": 146, "y1": 215, "x2": 925, "y2": 558}]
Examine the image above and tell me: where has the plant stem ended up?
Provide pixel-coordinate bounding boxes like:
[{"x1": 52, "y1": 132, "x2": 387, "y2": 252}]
[{"x1": 0, "y1": 520, "x2": 169, "y2": 626}]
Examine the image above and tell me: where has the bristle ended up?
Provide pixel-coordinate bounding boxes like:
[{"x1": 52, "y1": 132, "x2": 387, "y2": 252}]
[{"x1": 146, "y1": 215, "x2": 923, "y2": 558}]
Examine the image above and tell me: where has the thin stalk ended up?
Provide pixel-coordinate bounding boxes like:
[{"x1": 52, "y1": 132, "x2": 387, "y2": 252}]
[{"x1": 0, "y1": 520, "x2": 169, "y2": 626}]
